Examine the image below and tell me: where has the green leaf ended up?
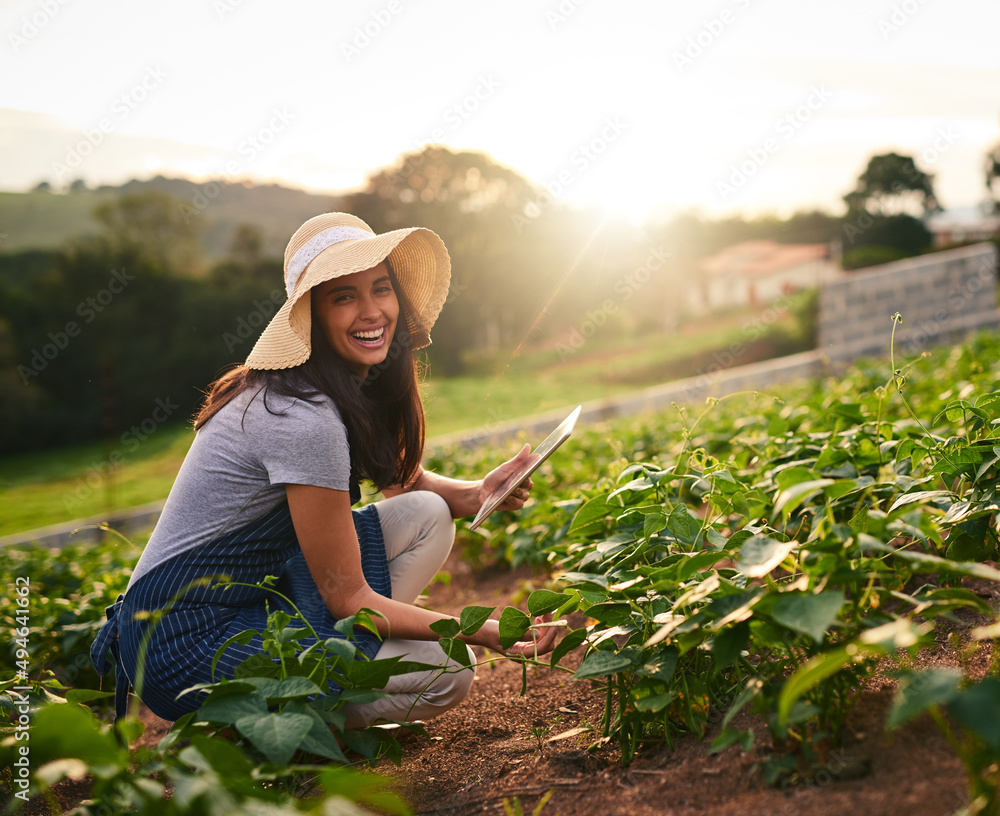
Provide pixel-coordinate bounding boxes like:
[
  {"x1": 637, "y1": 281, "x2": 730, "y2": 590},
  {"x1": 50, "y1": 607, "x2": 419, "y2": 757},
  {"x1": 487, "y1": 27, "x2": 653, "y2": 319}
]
[
  {"x1": 459, "y1": 605, "x2": 495, "y2": 635},
  {"x1": 731, "y1": 492, "x2": 749, "y2": 518},
  {"x1": 736, "y1": 536, "x2": 796, "y2": 578},
  {"x1": 678, "y1": 550, "x2": 729, "y2": 582},
  {"x1": 711, "y1": 469, "x2": 742, "y2": 495},
  {"x1": 549, "y1": 627, "x2": 587, "y2": 668},
  {"x1": 609, "y1": 475, "x2": 653, "y2": 499},
  {"x1": 945, "y1": 517, "x2": 997, "y2": 562},
  {"x1": 317, "y1": 766, "x2": 413, "y2": 815},
  {"x1": 822, "y1": 480, "x2": 858, "y2": 501},
  {"x1": 635, "y1": 647, "x2": 679, "y2": 683},
  {"x1": 888, "y1": 490, "x2": 953, "y2": 513},
  {"x1": 706, "y1": 590, "x2": 760, "y2": 627},
  {"x1": 709, "y1": 727, "x2": 754, "y2": 753},
  {"x1": 337, "y1": 688, "x2": 386, "y2": 706},
  {"x1": 942, "y1": 501, "x2": 975, "y2": 524},
  {"x1": 64, "y1": 689, "x2": 116, "y2": 705},
  {"x1": 235, "y1": 711, "x2": 313, "y2": 766},
  {"x1": 429, "y1": 618, "x2": 461, "y2": 638},
  {"x1": 245, "y1": 676, "x2": 325, "y2": 700},
  {"x1": 196, "y1": 691, "x2": 268, "y2": 725},
  {"x1": 831, "y1": 402, "x2": 865, "y2": 423},
  {"x1": 777, "y1": 646, "x2": 853, "y2": 727},
  {"x1": 498, "y1": 607, "x2": 531, "y2": 650},
  {"x1": 234, "y1": 653, "x2": 279, "y2": 679},
  {"x1": 670, "y1": 574, "x2": 721, "y2": 610},
  {"x1": 725, "y1": 529, "x2": 753, "y2": 551},
  {"x1": 887, "y1": 670, "x2": 962, "y2": 730},
  {"x1": 858, "y1": 617, "x2": 932, "y2": 651},
  {"x1": 712, "y1": 621, "x2": 750, "y2": 670},
  {"x1": 323, "y1": 637, "x2": 358, "y2": 666},
  {"x1": 282, "y1": 700, "x2": 348, "y2": 762},
  {"x1": 774, "y1": 465, "x2": 818, "y2": 490},
  {"x1": 439, "y1": 636, "x2": 474, "y2": 668},
  {"x1": 915, "y1": 587, "x2": 994, "y2": 617},
  {"x1": 569, "y1": 496, "x2": 615, "y2": 537},
  {"x1": 722, "y1": 678, "x2": 763, "y2": 731},
  {"x1": 974, "y1": 446, "x2": 1000, "y2": 481},
  {"x1": 211, "y1": 629, "x2": 258, "y2": 680},
  {"x1": 667, "y1": 503, "x2": 699, "y2": 545},
  {"x1": 705, "y1": 527, "x2": 728, "y2": 550},
  {"x1": 848, "y1": 505, "x2": 869, "y2": 532},
  {"x1": 572, "y1": 650, "x2": 634, "y2": 680},
  {"x1": 340, "y1": 728, "x2": 382, "y2": 761},
  {"x1": 860, "y1": 540, "x2": 1000, "y2": 582},
  {"x1": 586, "y1": 602, "x2": 632, "y2": 626},
  {"x1": 895, "y1": 438, "x2": 917, "y2": 463},
  {"x1": 950, "y1": 677, "x2": 1000, "y2": 752},
  {"x1": 634, "y1": 692, "x2": 676, "y2": 713},
  {"x1": 345, "y1": 655, "x2": 434, "y2": 688},
  {"x1": 187, "y1": 735, "x2": 256, "y2": 777},
  {"x1": 643, "y1": 510, "x2": 667, "y2": 539},
  {"x1": 773, "y1": 479, "x2": 834, "y2": 519},
  {"x1": 777, "y1": 617, "x2": 930, "y2": 725},
  {"x1": 28, "y1": 703, "x2": 125, "y2": 767},
  {"x1": 527, "y1": 591, "x2": 566, "y2": 617},
  {"x1": 770, "y1": 591, "x2": 844, "y2": 644}
]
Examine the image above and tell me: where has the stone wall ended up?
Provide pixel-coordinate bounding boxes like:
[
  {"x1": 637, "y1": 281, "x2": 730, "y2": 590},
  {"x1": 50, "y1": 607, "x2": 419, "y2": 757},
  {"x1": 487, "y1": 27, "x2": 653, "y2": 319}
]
[{"x1": 818, "y1": 242, "x2": 999, "y2": 362}]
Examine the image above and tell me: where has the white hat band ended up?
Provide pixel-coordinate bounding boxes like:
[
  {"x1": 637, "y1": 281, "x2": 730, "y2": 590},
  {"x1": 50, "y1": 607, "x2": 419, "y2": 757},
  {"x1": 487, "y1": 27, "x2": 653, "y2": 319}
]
[{"x1": 285, "y1": 226, "x2": 375, "y2": 295}]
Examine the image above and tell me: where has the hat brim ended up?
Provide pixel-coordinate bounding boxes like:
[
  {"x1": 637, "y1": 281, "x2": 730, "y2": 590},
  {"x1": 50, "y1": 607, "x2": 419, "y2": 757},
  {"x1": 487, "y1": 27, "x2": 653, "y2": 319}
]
[{"x1": 246, "y1": 227, "x2": 450, "y2": 370}]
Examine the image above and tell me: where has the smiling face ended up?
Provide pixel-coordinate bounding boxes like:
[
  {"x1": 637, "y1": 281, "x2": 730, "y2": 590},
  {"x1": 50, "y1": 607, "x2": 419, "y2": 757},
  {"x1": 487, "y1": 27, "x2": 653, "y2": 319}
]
[{"x1": 311, "y1": 262, "x2": 399, "y2": 378}]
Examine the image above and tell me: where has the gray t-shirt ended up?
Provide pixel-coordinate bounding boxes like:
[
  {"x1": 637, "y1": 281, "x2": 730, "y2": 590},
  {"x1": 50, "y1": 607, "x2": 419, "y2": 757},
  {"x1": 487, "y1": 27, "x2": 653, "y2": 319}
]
[{"x1": 127, "y1": 387, "x2": 352, "y2": 590}]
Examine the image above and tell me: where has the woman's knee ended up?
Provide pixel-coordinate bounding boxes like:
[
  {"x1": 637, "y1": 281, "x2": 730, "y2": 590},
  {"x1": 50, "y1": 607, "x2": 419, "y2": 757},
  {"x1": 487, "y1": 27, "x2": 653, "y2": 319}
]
[
  {"x1": 398, "y1": 490, "x2": 455, "y2": 560},
  {"x1": 420, "y1": 490, "x2": 456, "y2": 550},
  {"x1": 424, "y1": 645, "x2": 476, "y2": 712}
]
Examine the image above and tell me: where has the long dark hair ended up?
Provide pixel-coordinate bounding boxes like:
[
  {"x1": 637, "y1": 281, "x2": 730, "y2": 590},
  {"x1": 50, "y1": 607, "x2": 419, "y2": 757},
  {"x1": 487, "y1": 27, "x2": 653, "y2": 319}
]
[{"x1": 195, "y1": 268, "x2": 425, "y2": 491}]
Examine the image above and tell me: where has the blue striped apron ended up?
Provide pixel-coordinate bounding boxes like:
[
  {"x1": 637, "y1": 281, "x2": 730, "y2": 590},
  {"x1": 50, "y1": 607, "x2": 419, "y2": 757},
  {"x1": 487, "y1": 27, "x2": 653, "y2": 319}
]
[{"x1": 90, "y1": 497, "x2": 390, "y2": 723}]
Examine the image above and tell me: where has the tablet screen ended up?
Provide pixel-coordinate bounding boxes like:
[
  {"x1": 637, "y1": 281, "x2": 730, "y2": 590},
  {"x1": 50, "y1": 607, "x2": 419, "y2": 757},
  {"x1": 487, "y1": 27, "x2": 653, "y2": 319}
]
[{"x1": 469, "y1": 405, "x2": 582, "y2": 530}]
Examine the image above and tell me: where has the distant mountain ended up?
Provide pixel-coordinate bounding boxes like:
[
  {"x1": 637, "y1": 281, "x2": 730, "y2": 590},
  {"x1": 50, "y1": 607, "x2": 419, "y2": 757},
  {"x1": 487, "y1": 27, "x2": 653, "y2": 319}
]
[{"x1": 0, "y1": 176, "x2": 347, "y2": 260}]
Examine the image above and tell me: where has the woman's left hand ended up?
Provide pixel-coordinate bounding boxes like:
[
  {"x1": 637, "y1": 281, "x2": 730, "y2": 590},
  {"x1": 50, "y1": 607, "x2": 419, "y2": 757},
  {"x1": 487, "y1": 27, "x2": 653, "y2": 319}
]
[
  {"x1": 480, "y1": 443, "x2": 539, "y2": 512},
  {"x1": 468, "y1": 614, "x2": 559, "y2": 658}
]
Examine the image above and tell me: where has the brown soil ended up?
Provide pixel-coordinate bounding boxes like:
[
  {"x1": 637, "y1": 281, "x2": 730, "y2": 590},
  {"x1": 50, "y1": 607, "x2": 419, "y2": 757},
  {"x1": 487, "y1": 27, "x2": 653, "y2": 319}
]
[{"x1": 22, "y1": 548, "x2": 992, "y2": 815}]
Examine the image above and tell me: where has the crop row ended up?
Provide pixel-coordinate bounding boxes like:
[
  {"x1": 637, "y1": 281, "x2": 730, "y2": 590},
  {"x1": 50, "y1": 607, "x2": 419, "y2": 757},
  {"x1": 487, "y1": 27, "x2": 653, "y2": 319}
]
[
  {"x1": 2, "y1": 326, "x2": 999, "y2": 812},
  {"x1": 433, "y1": 326, "x2": 1000, "y2": 808}
]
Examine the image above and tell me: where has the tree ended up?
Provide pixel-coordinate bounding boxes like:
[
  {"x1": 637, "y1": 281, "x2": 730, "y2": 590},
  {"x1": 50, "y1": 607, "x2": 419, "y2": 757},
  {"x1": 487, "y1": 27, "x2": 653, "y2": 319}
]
[
  {"x1": 843, "y1": 152, "x2": 941, "y2": 218},
  {"x1": 211, "y1": 223, "x2": 280, "y2": 289},
  {"x1": 93, "y1": 191, "x2": 203, "y2": 275},
  {"x1": 840, "y1": 153, "x2": 939, "y2": 269},
  {"x1": 31, "y1": 181, "x2": 52, "y2": 193},
  {"x1": 986, "y1": 139, "x2": 1000, "y2": 214},
  {"x1": 229, "y1": 223, "x2": 263, "y2": 271},
  {"x1": 344, "y1": 147, "x2": 554, "y2": 374}
]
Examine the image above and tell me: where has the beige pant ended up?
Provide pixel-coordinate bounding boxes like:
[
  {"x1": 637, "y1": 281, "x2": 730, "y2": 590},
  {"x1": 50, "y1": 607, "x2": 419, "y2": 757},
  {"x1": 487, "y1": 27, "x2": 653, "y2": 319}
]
[{"x1": 341, "y1": 491, "x2": 476, "y2": 728}]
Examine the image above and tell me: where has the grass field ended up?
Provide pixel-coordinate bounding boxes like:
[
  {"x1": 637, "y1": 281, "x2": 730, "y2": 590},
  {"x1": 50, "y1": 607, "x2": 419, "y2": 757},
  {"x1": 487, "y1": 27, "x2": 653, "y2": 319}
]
[{"x1": 0, "y1": 300, "x2": 806, "y2": 537}]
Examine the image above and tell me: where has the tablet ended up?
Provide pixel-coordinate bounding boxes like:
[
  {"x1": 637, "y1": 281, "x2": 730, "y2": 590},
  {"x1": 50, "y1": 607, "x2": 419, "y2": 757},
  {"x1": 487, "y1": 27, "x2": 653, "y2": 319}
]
[{"x1": 469, "y1": 405, "x2": 582, "y2": 531}]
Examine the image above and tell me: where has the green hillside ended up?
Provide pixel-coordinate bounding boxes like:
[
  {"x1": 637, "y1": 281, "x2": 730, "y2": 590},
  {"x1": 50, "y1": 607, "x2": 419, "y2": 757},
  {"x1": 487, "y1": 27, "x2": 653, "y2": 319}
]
[{"x1": 0, "y1": 177, "x2": 348, "y2": 260}]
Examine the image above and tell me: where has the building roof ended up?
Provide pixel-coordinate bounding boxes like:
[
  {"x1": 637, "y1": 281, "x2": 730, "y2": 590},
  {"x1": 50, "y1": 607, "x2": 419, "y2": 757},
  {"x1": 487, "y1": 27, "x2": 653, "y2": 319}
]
[{"x1": 701, "y1": 240, "x2": 830, "y2": 278}]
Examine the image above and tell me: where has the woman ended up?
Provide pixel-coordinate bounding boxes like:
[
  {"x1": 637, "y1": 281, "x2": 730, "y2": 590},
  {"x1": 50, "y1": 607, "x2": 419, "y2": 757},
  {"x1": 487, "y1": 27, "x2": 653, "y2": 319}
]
[{"x1": 91, "y1": 212, "x2": 556, "y2": 728}]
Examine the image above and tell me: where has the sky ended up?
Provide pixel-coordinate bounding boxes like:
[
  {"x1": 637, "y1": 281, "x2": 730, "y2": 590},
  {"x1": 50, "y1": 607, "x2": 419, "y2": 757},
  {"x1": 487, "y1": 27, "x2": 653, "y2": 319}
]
[{"x1": 1, "y1": 0, "x2": 998, "y2": 223}]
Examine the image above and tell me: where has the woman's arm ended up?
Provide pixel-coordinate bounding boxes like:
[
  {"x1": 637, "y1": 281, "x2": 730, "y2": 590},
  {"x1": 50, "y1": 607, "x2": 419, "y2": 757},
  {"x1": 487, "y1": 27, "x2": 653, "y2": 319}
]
[
  {"x1": 383, "y1": 443, "x2": 539, "y2": 519},
  {"x1": 286, "y1": 482, "x2": 555, "y2": 655}
]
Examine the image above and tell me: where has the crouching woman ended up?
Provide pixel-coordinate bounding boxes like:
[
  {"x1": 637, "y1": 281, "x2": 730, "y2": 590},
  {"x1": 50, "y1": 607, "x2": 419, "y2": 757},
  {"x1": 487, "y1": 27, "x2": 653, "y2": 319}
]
[{"x1": 91, "y1": 212, "x2": 555, "y2": 728}]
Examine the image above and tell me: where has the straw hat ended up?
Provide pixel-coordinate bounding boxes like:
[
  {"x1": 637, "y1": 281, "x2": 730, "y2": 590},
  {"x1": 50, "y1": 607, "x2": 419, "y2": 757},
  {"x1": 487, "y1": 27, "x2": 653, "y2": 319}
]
[{"x1": 245, "y1": 213, "x2": 451, "y2": 370}]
